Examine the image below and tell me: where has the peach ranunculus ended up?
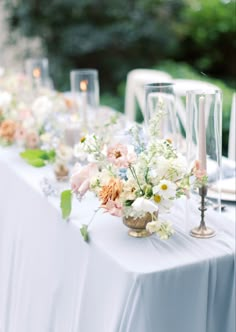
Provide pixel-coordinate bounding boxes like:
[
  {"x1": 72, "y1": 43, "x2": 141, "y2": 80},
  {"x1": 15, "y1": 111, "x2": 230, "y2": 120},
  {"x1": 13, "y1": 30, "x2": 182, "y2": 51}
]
[
  {"x1": 0, "y1": 119, "x2": 17, "y2": 143},
  {"x1": 25, "y1": 130, "x2": 40, "y2": 149},
  {"x1": 107, "y1": 143, "x2": 136, "y2": 168},
  {"x1": 99, "y1": 178, "x2": 123, "y2": 206},
  {"x1": 70, "y1": 163, "x2": 98, "y2": 198}
]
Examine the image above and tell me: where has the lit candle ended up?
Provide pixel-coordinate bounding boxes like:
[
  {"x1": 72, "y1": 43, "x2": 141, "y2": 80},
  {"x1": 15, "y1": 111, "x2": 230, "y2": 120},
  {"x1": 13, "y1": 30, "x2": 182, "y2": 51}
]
[
  {"x1": 80, "y1": 80, "x2": 88, "y2": 131},
  {"x1": 33, "y1": 67, "x2": 41, "y2": 79},
  {"x1": 198, "y1": 95, "x2": 207, "y2": 171},
  {"x1": 32, "y1": 67, "x2": 41, "y2": 89}
]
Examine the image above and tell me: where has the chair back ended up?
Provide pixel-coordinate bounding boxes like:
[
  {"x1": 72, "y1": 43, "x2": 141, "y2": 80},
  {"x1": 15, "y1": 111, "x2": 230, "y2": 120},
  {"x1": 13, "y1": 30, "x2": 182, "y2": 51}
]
[{"x1": 124, "y1": 69, "x2": 172, "y2": 121}]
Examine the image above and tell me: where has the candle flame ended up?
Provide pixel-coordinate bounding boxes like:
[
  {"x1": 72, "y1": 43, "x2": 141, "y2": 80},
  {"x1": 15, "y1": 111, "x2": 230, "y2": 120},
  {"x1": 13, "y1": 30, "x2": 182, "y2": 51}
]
[
  {"x1": 33, "y1": 68, "x2": 41, "y2": 79},
  {"x1": 80, "y1": 80, "x2": 88, "y2": 92}
]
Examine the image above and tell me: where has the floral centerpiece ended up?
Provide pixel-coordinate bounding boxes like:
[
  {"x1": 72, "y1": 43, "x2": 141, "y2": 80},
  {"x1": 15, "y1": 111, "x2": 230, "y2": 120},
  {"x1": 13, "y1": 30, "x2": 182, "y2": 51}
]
[
  {"x1": 0, "y1": 71, "x2": 72, "y2": 148},
  {"x1": 61, "y1": 123, "x2": 192, "y2": 241}
]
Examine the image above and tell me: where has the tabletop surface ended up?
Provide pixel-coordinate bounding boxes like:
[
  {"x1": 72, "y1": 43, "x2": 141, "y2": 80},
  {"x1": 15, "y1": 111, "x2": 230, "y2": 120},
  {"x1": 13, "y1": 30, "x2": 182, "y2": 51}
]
[{"x1": 1, "y1": 146, "x2": 235, "y2": 275}]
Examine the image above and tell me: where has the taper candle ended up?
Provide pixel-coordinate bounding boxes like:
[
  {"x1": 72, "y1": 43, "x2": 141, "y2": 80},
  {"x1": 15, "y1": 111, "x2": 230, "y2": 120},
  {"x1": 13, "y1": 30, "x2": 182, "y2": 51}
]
[
  {"x1": 80, "y1": 80, "x2": 88, "y2": 131},
  {"x1": 198, "y1": 95, "x2": 207, "y2": 171}
]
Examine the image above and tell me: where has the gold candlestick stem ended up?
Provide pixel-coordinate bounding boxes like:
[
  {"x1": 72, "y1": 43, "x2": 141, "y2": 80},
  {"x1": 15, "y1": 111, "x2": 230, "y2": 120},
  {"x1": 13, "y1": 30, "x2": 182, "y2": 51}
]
[{"x1": 190, "y1": 185, "x2": 216, "y2": 239}]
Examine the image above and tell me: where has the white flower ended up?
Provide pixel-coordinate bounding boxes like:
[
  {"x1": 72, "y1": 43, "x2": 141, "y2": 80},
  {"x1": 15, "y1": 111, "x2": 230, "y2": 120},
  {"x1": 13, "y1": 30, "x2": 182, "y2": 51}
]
[
  {"x1": 170, "y1": 154, "x2": 188, "y2": 180},
  {"x1": 0, "y1": 91, "x2": 12, "y2": 109},
  {"x1": 153, "y1": 180, "x2": 177, "y2": 199},
  {"x1": 56, "y1": 144, "x2": 73, "y2": 162},
  {"x1": 121, "y1": 179, "x2": 138, "y2": 201},
  {"x1": 73, "y1": 142, "x2": 87, "y2": 161},
  {"x1": 90, "y1": 168, "x2": 112, "y2": 190},
  {"x1": 149, "y1": 156, "x2": 170, "y2": 180},
  {"x1": 40, "y1": 132, "x2": 53, "y2": 144},
  {"x1": 146, "y1": 220, "x2": 174, "y2": 240},
  {"x1": 146, "y1": 220, "x2": 161, "y2": 233},
  {"x1": 132, "y1": 197, "x2": 158, "y2": 213},
  {"x1": 32, "y1": 96, "x2": 53, "y2": 125}
]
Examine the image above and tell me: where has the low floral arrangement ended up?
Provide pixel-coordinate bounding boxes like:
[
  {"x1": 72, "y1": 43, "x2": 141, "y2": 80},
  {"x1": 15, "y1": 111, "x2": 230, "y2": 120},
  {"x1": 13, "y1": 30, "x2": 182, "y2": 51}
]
[
  {"x1": 60, "y1": 124, "x2": 194, "y2": 241},
  {"x1": 0, "y1": 72, "x2": 72, "y2": 148}
]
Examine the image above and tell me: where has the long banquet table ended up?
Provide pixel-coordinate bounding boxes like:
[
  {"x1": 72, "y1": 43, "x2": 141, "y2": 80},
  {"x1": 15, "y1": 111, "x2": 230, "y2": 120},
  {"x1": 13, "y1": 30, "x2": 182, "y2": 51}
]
[{"x1": 0, "y1": 147, "x2": 235, "y2": 332}]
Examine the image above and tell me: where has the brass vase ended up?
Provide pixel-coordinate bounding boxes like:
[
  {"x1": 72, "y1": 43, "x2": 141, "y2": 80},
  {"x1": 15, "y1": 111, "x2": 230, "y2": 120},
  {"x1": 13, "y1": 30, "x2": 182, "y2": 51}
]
[{"x1": 123, "y1": 213, "x2": 153, "y2": 238}]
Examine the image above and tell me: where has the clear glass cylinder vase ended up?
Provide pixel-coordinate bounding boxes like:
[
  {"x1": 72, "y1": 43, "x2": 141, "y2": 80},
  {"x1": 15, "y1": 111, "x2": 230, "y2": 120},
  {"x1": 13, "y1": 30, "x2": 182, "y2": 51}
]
[
  {"x1": 186, "y1": 88, "x2": 222, "y2": 214},
  {"x1": 25, "y1": 58, "x2": 52, "y2": 89},
  {"x1": 144, "y1": 83, "x2": 177, "y2": 144},
  {"x1": 70, "y1": 69, "x2": 99, "y2": 132}
]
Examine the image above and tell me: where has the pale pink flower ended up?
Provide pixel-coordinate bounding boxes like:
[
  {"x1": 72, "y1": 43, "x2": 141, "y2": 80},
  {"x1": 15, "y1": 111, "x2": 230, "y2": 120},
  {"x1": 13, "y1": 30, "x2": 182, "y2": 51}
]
[
  {"x1": 25, "y1": 130, "x2": 40, "y2": 149},
  {"x1": 103, "y1": 199, "x2": 123, "y2": 217},
  {"x1": 70, "y1": 163, "x2": 98, "y2": 197},
  {"x1": 14, "y1": 125, "x2": 26, "y2": 142},
  {"x1": 193, "y1": 160, "x2": 206, "y2": 179},
  {"x1": 107, "y1": 143, "x2": 136, "y2": 168},
  {"x1": 19, "y1": 109, "x2": 32, "y2": 121}
]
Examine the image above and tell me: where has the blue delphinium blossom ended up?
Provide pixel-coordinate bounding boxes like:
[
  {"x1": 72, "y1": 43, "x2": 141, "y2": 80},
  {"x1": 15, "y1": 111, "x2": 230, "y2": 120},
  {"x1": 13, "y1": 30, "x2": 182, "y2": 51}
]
[{"x1": 119, "y1": 168, "x2": 128, "y2": 180}]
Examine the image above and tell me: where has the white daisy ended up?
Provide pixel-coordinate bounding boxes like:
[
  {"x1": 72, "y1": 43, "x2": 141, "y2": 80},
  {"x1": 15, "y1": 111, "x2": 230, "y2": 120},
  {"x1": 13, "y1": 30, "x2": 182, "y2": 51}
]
[{"x1": 153, "y1": 179, "x2": 177, "y2": 199}]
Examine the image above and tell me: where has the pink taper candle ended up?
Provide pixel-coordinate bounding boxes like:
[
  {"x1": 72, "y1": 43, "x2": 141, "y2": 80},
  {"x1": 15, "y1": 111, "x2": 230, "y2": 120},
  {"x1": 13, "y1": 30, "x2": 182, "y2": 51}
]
[{"x1": 198, "y1": 96, "x2": 207, "y2": 171}]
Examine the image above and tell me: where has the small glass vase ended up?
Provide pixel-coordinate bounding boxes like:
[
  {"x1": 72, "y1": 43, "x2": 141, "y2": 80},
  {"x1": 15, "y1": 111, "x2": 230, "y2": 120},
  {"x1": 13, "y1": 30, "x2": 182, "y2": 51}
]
[
  {"x1": 144, "y1": 83, "x2": 177, "y2": 144},
  {"x1": 123, "y1": 213, "x2": 156, "y2": 238},
  {"x1": 186, "y1": 88, "x2": 222, "y2": 238},
  {"x1": 70, "y1": 69, "x2": 99, "y2": 133}
]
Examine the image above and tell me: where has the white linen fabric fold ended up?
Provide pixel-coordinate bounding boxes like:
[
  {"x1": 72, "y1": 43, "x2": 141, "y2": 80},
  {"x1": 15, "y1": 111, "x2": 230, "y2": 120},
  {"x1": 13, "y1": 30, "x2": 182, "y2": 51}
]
[{"x1": 0, "y1": 147, "x2": 235, "y2": 332}]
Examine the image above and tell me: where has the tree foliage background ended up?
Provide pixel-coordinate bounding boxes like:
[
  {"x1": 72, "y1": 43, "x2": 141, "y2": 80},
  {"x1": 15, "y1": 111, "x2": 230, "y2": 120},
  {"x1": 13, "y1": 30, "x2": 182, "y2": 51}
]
[
  {"x1": 3, "y1": 0, "x2": 236, "y2": 154},
  {"x1": 5, "y1": 0, "x2": 235, "y2": 90}
]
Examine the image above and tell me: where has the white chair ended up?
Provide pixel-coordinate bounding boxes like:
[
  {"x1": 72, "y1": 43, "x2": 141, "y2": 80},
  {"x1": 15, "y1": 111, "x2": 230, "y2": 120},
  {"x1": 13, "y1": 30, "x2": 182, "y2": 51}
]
[
  {"x1": 228, "y1": 93, "x2": 236, "y2": 161},
  {"x1": 124, "y1": 69, "x2": 172, "y2": 121}
]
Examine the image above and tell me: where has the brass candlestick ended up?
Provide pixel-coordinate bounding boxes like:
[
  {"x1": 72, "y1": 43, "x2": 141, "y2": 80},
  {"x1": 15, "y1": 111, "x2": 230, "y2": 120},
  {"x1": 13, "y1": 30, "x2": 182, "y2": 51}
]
[{"x1": 190, "y1": 185, "x2": 216, "y2": 239}]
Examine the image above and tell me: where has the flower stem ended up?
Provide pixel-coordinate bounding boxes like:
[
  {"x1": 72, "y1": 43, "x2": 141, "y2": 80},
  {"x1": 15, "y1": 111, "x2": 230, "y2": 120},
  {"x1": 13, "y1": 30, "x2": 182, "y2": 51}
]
[
  {"x1": 88, "y1": 207, "x2": 101, "y2": 227},
  {"x1": 129, "y1": 166, "x2": 144, "y2": 195}
]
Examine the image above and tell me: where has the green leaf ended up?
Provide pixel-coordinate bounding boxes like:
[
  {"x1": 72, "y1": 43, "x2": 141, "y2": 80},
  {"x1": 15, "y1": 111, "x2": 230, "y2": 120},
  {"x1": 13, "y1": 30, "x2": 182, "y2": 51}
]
[
  {"x1": 124, "y1": 200, "x2": 134, "y2": 206},
  {"x1": 26, "y1": 158, "x2": 46, "y2": 167},
  {"x1": 20, "y1": 149, "x2": 56, "y2": 167},
  {"x1": 47, "y1": 150, "x2": 56, "y2": 162},
  {"x1": 60, "y1": 190, "x2": 72, "y2": 219},
  {"x1": 80, "y1": 224, "x2": 89, "y2": 242},
  {"x1": 20, "y1": 149, "x2": 47, "y2": 159}
]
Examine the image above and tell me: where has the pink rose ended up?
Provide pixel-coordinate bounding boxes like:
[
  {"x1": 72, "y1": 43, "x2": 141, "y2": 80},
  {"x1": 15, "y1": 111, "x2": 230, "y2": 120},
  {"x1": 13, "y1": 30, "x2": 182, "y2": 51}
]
[
  {"x1": 70, "y1": 163, "x2": 98, "y2": 197},
  {"x1": 25, "y1": 130, "x2": 40, "y2": 149},
  {"x1": 15, "y1": 125, "x2": 26, "y2": 142},
  {"x1": 107, "y1": 143, "x2": 136, "y2": 168},
  {"x1": 103, "y1": 199, "x2": 122, "y2": 217}
]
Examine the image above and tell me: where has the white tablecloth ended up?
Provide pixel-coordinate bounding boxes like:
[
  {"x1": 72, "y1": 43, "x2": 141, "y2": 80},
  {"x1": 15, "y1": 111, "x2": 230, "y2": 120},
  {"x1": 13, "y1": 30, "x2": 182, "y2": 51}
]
[{"x1": 0, "y1": 147, "x2": 235, "y2": 332}]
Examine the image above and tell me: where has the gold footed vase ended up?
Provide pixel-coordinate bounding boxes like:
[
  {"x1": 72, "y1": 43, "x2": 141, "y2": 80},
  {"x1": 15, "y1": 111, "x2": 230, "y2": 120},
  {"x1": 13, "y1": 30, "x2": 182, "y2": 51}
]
[{"x1": 123, "y1": 213, "x2": 154, "y2": 238}]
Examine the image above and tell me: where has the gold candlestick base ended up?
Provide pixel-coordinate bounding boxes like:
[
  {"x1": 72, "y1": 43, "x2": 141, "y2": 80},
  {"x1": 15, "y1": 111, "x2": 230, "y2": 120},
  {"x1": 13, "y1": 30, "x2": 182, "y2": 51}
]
[
  {"x1": 190, "y1": 185, "x2": 216, "y2": 239},
  {"x1": 190, "y1": 225, "x2": 216, "y2": 239}
]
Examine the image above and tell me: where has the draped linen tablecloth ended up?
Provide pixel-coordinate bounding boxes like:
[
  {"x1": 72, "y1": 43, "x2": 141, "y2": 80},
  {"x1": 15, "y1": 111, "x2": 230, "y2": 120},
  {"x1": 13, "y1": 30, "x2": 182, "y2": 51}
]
[{"x1": 0, "y1": 147, "x2": 235, "y2": 332}]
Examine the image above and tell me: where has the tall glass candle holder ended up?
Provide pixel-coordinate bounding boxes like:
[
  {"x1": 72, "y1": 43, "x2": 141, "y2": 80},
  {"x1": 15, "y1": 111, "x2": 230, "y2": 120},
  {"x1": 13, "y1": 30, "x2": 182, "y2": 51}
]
[
  {"x1": 186, "y1": 89, "x2": 222, "y2": 238},
  {"x1": 144, "y1": 83, "x2": 177, "y2": 144},
  {"x1": 25, "y1": 58, "x2": 52, "y2": 89},
  {"x1": 70, "y1": 69, "x2": 99, "y2": 132}
]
